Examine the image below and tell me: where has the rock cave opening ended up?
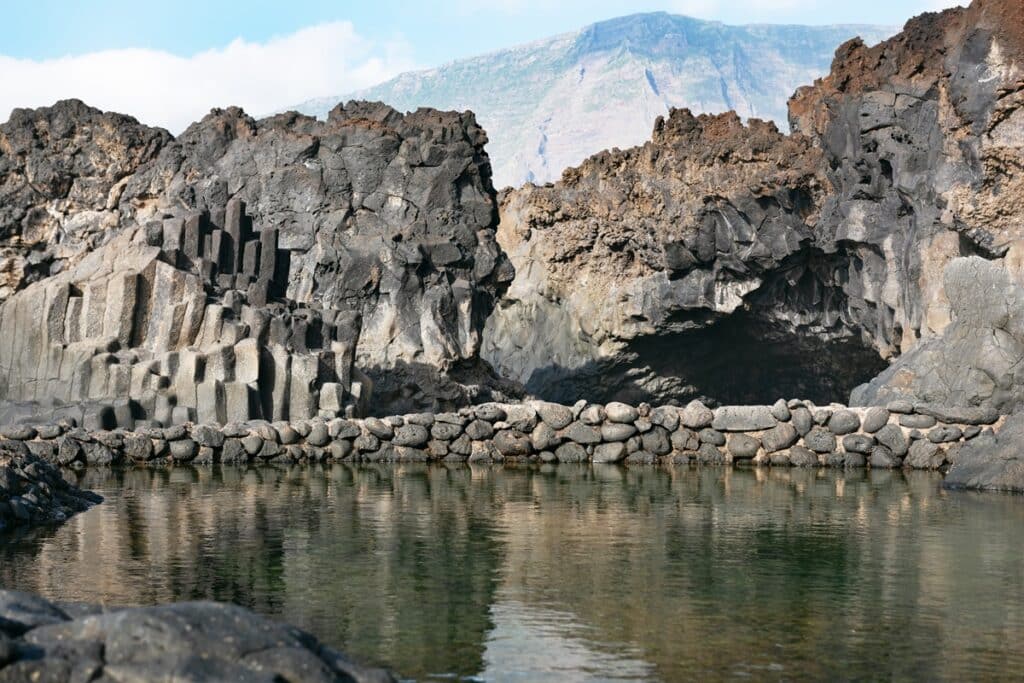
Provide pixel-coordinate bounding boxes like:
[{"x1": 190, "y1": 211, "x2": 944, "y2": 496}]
[{"x1": 622, "y1": 309, "x2": 890, "y2": 406}]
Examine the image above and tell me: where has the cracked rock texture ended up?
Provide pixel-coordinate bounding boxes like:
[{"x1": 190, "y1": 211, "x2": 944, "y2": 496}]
[
  {"x1": 0, "y1": 590, "x2": 395, "y2": 682},
  {"x1": 0, "y1": 100, "x2": 517, "y2": 420},
  {"x1": 485, "y1": 0, "x2": 1024, "y2": 409}
]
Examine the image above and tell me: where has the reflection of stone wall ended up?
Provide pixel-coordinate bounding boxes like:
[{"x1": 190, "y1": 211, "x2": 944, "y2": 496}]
[
  {"x1": 0, "y1": 397, "x2": 1000, "y2": 470},
  {"x1": 0, "y1": 199, "x2": 368, "y2": 428}
]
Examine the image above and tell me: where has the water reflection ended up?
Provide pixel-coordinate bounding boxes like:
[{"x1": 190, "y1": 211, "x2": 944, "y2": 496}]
[{"x1": 2, "y1": 465, "x2": 1023, "y2": 682}]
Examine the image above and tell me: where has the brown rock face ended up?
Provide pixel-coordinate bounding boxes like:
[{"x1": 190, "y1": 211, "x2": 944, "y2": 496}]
[{"x1": 486, "y1": 0, "x2": 1024, "y2": 411}]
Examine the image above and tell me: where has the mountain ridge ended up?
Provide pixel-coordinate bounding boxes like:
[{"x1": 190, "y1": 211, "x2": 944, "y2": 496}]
[{"x1": 294, "y1": 12, "x2": 896, "y2": 187}]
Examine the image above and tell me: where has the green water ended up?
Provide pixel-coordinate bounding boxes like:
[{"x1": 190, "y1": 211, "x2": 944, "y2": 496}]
[{"x1": 1, "y1": 465, "x2": 1022, "y2": 682}]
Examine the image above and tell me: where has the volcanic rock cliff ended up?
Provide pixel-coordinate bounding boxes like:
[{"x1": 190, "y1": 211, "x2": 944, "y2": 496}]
[
  {"x1": 0, "y1": 100, "x2": 516, "y2": 424},
  {"x1": 486, "y1": 0, "x2": 1024, "y2": 417}
]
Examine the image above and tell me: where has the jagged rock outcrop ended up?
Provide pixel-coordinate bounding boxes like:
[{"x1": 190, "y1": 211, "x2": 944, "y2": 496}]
[
  {"x1": 485, "y1": 0, "x2": 1024, "y2": 411},
  {"x1": 0, "y1": 100, "x2": 517, "y2": 421},
  {"x1": 0, "y1": 449, "x2": 100, "y2": 532},
  {"x1": 0, "y1": 590, "x2": 395, "y2": 682}
]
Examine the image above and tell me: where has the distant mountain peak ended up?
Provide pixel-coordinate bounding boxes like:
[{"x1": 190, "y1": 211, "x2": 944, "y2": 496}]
[{"x1": 293, "y1": 13, "x2": 897, "y2": 188}]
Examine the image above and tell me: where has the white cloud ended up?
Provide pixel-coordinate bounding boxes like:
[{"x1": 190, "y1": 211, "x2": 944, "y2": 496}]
[{"x1": 0, "y1": 22, "x2": 416, "y2": 133}]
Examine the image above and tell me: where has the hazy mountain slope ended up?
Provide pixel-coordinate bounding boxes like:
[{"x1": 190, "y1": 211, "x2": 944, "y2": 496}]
[{"x1": 296, "y1": 13, "x2": 895, "y2": 187}]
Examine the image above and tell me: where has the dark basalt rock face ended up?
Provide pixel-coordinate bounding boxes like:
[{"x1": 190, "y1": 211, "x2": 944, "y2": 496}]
[
  {"x1": 0, "y1": 590, "x2": 395, "y2": 682},
  {"x1": 486, "y1": 0, "x2": 1024, "y2": 410},
  {"x1": 0, "y1": 100, "x2": 517, "y2": 421}
]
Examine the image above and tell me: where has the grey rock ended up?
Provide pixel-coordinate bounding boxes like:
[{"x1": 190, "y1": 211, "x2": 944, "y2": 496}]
[
  {"x1": 392, "y1": 424, "x2": 430, "y2": 448},
  {"x1": 874, "y1": 424, "x2": 909, "y2": 457},
  {"x1": 592, "y1": 442, "x2": 627, "y2": 463},
  {"x1": 828, "y1": 410, "x2": 860, "y2": 435},
  {"x1": 493, "y1": 430, "x2": 532, "y2": 456},
  {"x1": 0, "y1": 426, "x2": 36, "y2": 441},
  {"x1": 869, "y1": 446, "x2": 897, "y2": 469},
  {"x1": 649, "y1": 406, "x2": 680, "y2": 432},
  {"x1": 670, "y1": 428, "x2": 699, "y2": 452},
  {"x1": 842, "y1": 434, "x2": 875, "y2": 454},
  {"x1": 122, "y1": 433, "x2": 153, "y2": 462},
  {"x1": 353, "y1": 434, "x2": 380, "y2": 452},
  {"x1": 804, "y1": 427, "x2": 837, "y2": 453},
  {"x1": 680, "y1": 401, "x2": 713, "y2": 429},
  {"x1": 306, "y1": 422, "x2": 330, "y2": 447},
  {"x1": 431, "y1": 422, "x2": 463, "y2": 441},
  {"x1": 770, "y1": 399, "x2": 791, "y2": 422},
  {"x1": 191, "y1": 424, "x2": 225, "y2": 448},
  {"x1": 906, "y1": 440, "x2": 944, "y2": 469},
  {"x1": 561, "y1": 421, "x2": 601, "y2": 444},
  {"x1": 727, "y1": 434, "x2": 760, "y2": 459},
  {"x1": 696, "y1": 443, "x2": 725, "y2": 465},
  {"x1": 604, "y1": 402, "x2": 639, "y2": 424},
  {"x1": 534, "y1": 402, "x2": 574, "y2": 430},
  {"x1": 475, "y1": 404, "x2": 507, "y2": 423},
  {"x1": 363, "y1": 418, "x2": 394, "y2": 440},
  {"x1": 761, "y1": 423, "x2": 798, "y2": 453},
  {"x1": 579, "y1": 405, "x2": 605, "y2": 425},
  {"x1": 788, "y1": 445, "x2": 818, "y2": 467},
  {"x1": 861, "y1": 407, "x2": 890, "y2": 434},
  {"x1": 464, "y1": 419, "x2": 494, "y2": 440},
  {"x1": 169, "y1": 439, "x2": 198, "y2": 462},
  {"x1": 928, "y1": 426, "x2": 963, "y2": 444},
  {"x1": 945, "y1": 413, "x2": 1024, "y2": 492},
  {"x1": 813, "y1": 408, "x2": 832, "y2": 425},
  {"x1": 899, "y1": 414, "x2": 937, "y2": 429},
  {"x1": 641, "y1": 426, "x2": 671, "y2": 456},
  {"x1": 790, "y1": 407, "x2": 813, "y2": 436},
  {"x1": 698, "y1": 428, "x2": 726, "y2": 446},
  {"x1": 712, "y1": 406, "x2": 776, "y2": 431},
  {"x1": 530, "y1": 422, "x2": 561, "y2": 451},
  {"x1": 886, "y1": 400, "x2": 914, "y2": 414},
  {"x1": 555, "y1": 442, "x2": 587, "y2": 463},
  {"x1": 0, "y1": 590, "x2": 394, "y2": 682},
  {"x1": 329, "y1": 419, "x2": 361, "y2": 440},
  {"x1": 600, "y1": 423, "x2": 637, "y2": 442}
]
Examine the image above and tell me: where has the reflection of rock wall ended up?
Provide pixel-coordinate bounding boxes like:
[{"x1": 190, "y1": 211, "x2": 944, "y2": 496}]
[{"x1": 0, "y1": 199, "x2": 366, "y2": 428}]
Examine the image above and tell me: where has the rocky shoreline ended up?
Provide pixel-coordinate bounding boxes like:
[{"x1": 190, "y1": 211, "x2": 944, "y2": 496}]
[
  {"x1": 0, "y1": 451, "x2": 100, "y2": 534},
  {"x1": 0, "y1": 398, "x2": 997, "y2": 471},
  {"x1": 0, "y1": 590, "x2": 395, "y2": 682}
]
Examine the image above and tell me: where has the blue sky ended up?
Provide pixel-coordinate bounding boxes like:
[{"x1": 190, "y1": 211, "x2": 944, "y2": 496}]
[{"x1": 0, "y1": 0, "x2": 963, "y2": 131}]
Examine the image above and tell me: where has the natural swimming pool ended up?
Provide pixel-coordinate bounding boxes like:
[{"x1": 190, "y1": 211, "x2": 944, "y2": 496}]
[{"x1": 2, "y1": 464, "x2": 1022, "y2": 681}]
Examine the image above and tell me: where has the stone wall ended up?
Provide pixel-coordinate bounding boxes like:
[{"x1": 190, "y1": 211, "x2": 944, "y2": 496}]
[{"x1": 0, "y1": 398, "x2": 999, "y2": 471}]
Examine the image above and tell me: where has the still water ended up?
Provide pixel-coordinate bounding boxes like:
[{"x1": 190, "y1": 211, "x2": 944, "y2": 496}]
[{"x1": 2, "y1": 465, "x2": 1022, "y2": 682}]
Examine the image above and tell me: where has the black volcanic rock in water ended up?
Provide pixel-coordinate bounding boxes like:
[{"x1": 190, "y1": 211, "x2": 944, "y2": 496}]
[
  {"x1": 0, "y1": 590, "x2": 395, "y2": 682},
  {"x1": 486, "y1": 0, "x2": 1024, "y2": 413},
  {"x1": 0, "y1": 99, "x2": 517, "y2": 423}
]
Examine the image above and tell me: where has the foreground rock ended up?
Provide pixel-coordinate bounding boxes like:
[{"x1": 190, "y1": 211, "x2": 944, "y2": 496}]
[
  {"x1": 0, "y1": 590, "x2": 394, "y2": 682},
  {"x1": 485, "y1": 0, "x2": 1024, "y2": 411},
  {"x1": 944, "y1": 412, "x2": 1024, "y2": 492},
  {"x1": 0, "y1": 452, "x2": 100, "y2": 533}
]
